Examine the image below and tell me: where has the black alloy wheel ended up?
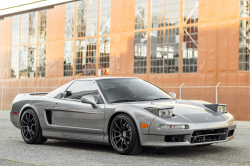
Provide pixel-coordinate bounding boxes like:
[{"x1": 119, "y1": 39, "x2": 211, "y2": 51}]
[
  {"x1": 110, "y1": 114, "x2": 143, "y2": 155},
  {"x1": 20, "y1": 109, "x2": 47, "y2": 144},
  {"x1": 21, "y1": 112, "x2": 36, "y2": 140}
]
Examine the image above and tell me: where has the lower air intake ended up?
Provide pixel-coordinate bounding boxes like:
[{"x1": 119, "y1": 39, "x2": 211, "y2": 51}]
[{"x1": 191, "y1": 128, "x2": 228, "y2": 143}]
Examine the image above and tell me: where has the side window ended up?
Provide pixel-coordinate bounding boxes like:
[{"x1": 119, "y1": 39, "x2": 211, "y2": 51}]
[
  {"x1": 64, "y1": 81, "x2": 101, "y2": 101},
  {"x1": 46, "y1": 81, "x2": 73, "y2": 98}
]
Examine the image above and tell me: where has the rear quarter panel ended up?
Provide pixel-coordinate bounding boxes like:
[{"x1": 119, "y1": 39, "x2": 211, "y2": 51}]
[{"x1": 10, "y1": 94, "x2": 54, "y2": 129}]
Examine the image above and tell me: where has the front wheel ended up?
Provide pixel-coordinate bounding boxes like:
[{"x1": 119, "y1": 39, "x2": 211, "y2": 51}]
[
  {"x1": 20, "y1": 109, "x2": 47, "y2": 144},
  {"x1": 110, "y1": 114, "x2": 143, "y2": 155}
]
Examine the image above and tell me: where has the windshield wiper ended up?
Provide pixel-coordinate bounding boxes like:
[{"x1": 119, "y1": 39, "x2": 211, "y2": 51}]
[
  {"x1": 153, "y1": 98, "x2": 172, "y2": 100},
  {"x1": 111, "y1": 99, "x2": 138, "y2": 103}
]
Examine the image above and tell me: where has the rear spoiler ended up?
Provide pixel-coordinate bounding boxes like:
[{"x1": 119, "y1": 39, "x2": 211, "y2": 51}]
[{"x1": 29, "y1": 92, "x2": 49, "y2": 95}]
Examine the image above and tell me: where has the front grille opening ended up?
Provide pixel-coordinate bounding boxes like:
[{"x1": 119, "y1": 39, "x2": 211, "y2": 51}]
[
  {"x1": 228, "y1": 130, "x2": 234, "y2": 137},
  {"x1": 191, "y1": 128, "x2": 228, "y2": 143},
  {"x1": 164, "y1": 135, "x2": 185, "y2": 142}
]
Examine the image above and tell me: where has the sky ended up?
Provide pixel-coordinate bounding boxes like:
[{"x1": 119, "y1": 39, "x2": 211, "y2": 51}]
[{"x1": 0, "y1": 0, "x2": 46, "y2": 10}]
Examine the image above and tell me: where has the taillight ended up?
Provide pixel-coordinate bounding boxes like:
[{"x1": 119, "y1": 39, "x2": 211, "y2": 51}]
[{"x1": 14, "y1": 112, "x2": 17, "y2": 115}]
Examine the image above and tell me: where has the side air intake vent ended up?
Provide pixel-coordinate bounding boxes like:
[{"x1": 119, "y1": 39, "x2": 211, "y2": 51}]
[{"x1": 45, "y1": 110, "x2": 52, "y2": 125}]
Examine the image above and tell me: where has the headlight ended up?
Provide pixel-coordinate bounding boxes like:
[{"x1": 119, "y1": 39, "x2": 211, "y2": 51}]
[
  {"x1": 159, "y1": 109, "x2": 173, "y2": 117},
  {"x1": 144, "y1": 107, "x2": 174, "y2": 117},
  {"x1": 217, "y1": 105, "x2": 227, "y2": 113},
  {"x1": 159, "y1": 124, "x2": 188, "y2": 130}
]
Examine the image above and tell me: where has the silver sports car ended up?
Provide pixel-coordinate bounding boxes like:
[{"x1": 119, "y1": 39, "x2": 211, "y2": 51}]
[{"x1": 10, "y1": 77, "x2": 236, "y2": 155}]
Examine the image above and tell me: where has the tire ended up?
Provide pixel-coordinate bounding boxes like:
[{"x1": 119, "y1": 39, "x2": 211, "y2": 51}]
[
  {"x1": 20, "y1": 109, "x2": 47, "y2": 144},
  {"x1": 109, "y1": 114, "x2": 143, "y2": 155}
]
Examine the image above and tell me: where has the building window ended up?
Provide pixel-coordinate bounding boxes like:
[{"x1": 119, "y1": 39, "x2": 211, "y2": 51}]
[
  {"x1": 12, "y1": 15, "x2": 20, "y2": 46},
  {"x1": 240, "y1": 0, "x2": 250, "y2": 18},
  {"x1": 20, "y1": 46, "x2": 28, "y2": 78},
  {"x1": 76, "y1": 0, "x2": 87, "y2": 38},
  {"x1": 99, "y1": 36, "x2": 110, "y2": 75},
  {"x1": 150, "y1": 30, "x2": 164, "y2": 73},
  {"x1": 75, "y1": 38, "x2": 97, "y2": 76},
  {"x1": 64, "y1": 40, "x2": 74, "y2": 76},
  {"x1": 182, "y1": 26, "x2": 198, "y2": 73},
  {"x1": 239, "y1": 20, "x2": 250, "y2": 71},
  {"x1": 29, "y1": 12, "x2": 37, "y2": 44},
  {"x1": 21, "y1": 13, "x2": 29, "y2": 45},
  {"x1": 183, "y1": 0, "x2": 199, "y2": 25},
  {"x1": 151, "y1": 0, "x2": 180, "y2": 28},
  {"x1": 11, "y1": 47, "x2": 19, "y2": 78},
  {"x1": 150, "y1": 28, "x2": 179, "y2": 74},
  {"x1": 87, "y1": 0, "x2": 98, "y2": 36},
  {"x1": 151, "y1": 0, "x2": 164, "y2": 28},
  {"x1": 164, "y1": 28, "x2": 179, "y2": 73},
  {"x1": 20, "y1": 46, "x2": 36, "y2": 78},
  {"x1": 38, "y1": 10, "x2": 47, "y2": 43},
  {"x1": 75, "y1": 39, "x2": 86, "y2": 76},
  {"x1": 28, "y1": 45, "x2": 36, "y2": 78},
  {"x1": 135, "y1": 0, "x2": 148, "y2": 30},
  {"x1": 65, "y1": 2, "x2": 75, "y2": 39},
  {"x1": 134, "y1": 32, "x2": 147, "y2": 74},
  {"x1": 38, "y1": 44, "x2": 46, "y2": 77},
  {"x1": 99, "y1": 0, "x2": 111, "y2": 35},
  {"x1": 86, "y1": 38, "x2": 97, "y2": 75},
  {"x1": 165, "y1": 0, "x2": 180, "y2": 26}
]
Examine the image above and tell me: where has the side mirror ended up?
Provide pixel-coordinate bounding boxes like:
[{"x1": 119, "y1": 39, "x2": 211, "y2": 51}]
[
  {"x1": 169, "y1": 92, "x2": 176, "y2": 99},
  {"x1": 81, "y1": 95, "x2": 97, "y2": 107}
]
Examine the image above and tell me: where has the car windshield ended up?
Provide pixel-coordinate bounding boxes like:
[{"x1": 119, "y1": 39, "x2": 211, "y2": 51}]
[{"x1": 96, "y1": 78, "x2": 173, "y2": 103}]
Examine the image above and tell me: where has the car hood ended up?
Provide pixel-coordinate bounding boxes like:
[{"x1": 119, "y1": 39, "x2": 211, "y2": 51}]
[{"x1": 134, "y1": 100, "x2": 226, "y2": 123}]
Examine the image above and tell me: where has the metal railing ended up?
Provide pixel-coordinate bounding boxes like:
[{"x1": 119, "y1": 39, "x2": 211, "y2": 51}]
[
  {"x1": 1, "y1": 84, "x2": 250, "y2": 111},
  {"x1": 1, "y1": 86, "x2": 57, "y2": 110}
]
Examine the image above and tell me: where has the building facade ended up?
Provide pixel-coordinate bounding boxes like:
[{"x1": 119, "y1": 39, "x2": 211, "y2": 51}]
[{"x1": 0, "y1": 0, "x2": 249, "y2": 120}]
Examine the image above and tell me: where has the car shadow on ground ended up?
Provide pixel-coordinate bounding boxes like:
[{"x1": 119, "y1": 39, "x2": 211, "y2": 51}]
[{"x1": 42, "y1": 139, "x2": 236, "y2": 157}]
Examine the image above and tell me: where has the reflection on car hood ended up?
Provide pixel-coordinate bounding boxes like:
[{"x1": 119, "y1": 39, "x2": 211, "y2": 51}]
[{"x1": 134, "y1": 100, "x2": 226, "y2": 123}]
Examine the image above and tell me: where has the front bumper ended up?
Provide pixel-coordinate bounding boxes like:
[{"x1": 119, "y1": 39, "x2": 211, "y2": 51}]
[{"x1": 140, "y1": 121, "x2": 236, "y2": 147}]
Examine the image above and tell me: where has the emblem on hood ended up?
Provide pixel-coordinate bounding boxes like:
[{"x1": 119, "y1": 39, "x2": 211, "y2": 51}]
[{"x1": 205, "y1": 117, "x2": 210, "y2": 121}]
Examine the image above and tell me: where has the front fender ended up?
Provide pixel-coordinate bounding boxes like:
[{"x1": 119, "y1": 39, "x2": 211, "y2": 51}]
[{"x1": 104, "y1": 104, "x2": 157, "y2": 141}]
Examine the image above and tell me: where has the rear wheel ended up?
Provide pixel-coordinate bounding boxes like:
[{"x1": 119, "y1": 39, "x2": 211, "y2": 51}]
[
  {"x1": 110, "y1": 114, "x2": 143, "y2": 155},
  {"x1": 20, "y1": 109, "x2": 47, "y2": 144}
]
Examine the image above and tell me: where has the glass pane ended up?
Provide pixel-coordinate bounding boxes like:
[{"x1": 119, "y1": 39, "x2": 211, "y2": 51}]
[
  {"x1": 86, "y1": 0, "x2": 98, "y2": 36},
  {"x1": 38, "y1": 10, "x2": 47, "y2": 43},
  {"x1": 65, "y1": 2, "x2": 75, "y2": 39},
  {"x1": 134, "y1": 31, "x2": 147, "y2": 74},
  {"x1": 11, "y1": 47, "x2": 19, "y2": 78},
  {"x1": 100, "y1": 0, "x2": 111, "y2": 34},
  {"x1": 164, "y1": 28, "x2": 179, "y2": 73},
  {"x1": 76, "y1": 0, "x2": 87, "y2": 38},
  {"x1": 239, "y1": 19, "x2": 250, "y2": 71},
  {"x1": 12, "y1": 15, "x2": 20, "y2": 46},
  {"x1": 182, "y1": 26, "x2": 198, "y2": 73},
  {"x1": 150, "y1": 30, "x2": 164, "y2": 73},
  {"x1": 27, "y1": 45, "x2": 36, "y2": 78},
  {"x1": 135, "y1": 0, "x2": 148, "y2": 30},
  {"x1": 29, "y1": 12, "x2": 37, "y2": 44},
  {"x1": 21, "y1": 13, "x2": 29, "y2": 45},
  {"x1": 183, "y1": 0, "x2": 199, "y2": 25},
  {"x1": 64, "y1": 40, "x2": 74, "y2": 76},
  {"x1": 37, "y1": 44, "x2": 46, "y2": 77},
  {"x1": 99, "y1": 36, "x2": 110, "y2": 75},
  {"x1": 20, "y1": 46, "x2": 28, "y2": 78}
]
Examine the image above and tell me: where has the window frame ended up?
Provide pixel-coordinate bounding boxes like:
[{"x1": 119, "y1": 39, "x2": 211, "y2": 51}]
[{"x1": 60, "y1": 80, "x2": 106, "y2": 104}]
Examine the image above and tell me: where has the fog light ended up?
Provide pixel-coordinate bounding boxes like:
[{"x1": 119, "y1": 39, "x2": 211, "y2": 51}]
[{"x1": 159, "y1": 124, "x2": 187, "y2": 130}]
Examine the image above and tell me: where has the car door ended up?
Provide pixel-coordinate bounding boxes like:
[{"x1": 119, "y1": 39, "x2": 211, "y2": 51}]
[{"x1": 52, "y1": 80, "x2": 105, "y2": 140}]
